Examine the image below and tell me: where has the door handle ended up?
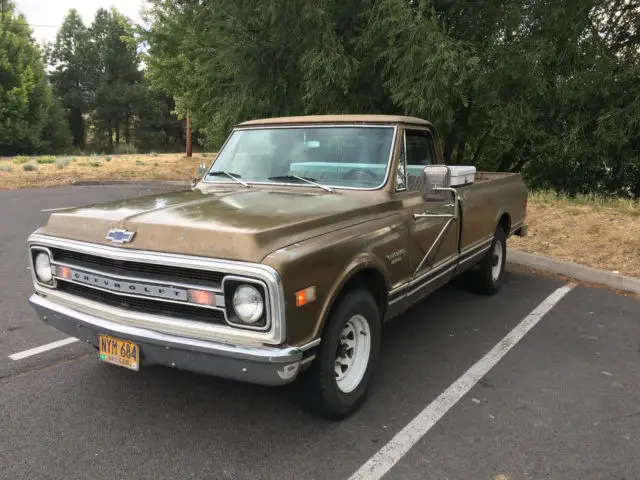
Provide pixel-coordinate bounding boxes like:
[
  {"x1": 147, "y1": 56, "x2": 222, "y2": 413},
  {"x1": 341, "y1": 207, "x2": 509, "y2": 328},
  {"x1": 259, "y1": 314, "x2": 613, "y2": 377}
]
[{"x1": 413, "y1": 212, "x2": 456, "y2": 219}]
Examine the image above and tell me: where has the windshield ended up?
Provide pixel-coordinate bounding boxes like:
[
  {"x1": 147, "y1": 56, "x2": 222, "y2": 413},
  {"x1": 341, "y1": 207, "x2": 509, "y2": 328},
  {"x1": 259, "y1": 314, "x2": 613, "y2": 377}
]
[{"x1": 203, "y1": 126, "x2": 396, "y2": 189}]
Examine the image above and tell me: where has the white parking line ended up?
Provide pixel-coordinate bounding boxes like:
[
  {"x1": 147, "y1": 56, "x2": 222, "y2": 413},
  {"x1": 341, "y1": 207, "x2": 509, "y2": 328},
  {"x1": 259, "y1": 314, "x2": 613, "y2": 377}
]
[
  {"x1": 347, "y1": 282, "x2": 575, "y2": 480},
  {"x1": 8, "y1": 337, "x2": 80, "y2": 360}
]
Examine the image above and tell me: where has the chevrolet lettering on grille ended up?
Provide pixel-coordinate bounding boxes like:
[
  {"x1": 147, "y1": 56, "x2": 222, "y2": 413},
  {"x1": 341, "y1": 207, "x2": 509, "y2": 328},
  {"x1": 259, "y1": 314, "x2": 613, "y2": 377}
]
[{"x1": 64, "y1": 268, "x2": 189, "y2": 301}]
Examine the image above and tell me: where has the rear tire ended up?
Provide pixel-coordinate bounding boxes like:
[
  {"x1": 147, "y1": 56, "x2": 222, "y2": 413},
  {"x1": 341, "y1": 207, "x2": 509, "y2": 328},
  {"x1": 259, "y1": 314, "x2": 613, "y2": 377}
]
[
  {"x1": 297, "y1": 288, "x2": 381, "y2": 420},
  {"x1": 467, "y1": 227, "x2": 507, "y2": 295}
]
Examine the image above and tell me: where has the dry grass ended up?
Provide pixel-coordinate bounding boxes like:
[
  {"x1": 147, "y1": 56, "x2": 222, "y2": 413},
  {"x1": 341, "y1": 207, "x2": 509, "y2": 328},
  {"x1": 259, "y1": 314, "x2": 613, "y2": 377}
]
[
  {"x1": 509, "y1": 191, "x2": 640, "y2": 278},
  {"x1": 1, "y1": 157, "x2": 638, "y2": 277},
  {"x1": 0, "y1": 153, "x2": 210, "y2": 190}
]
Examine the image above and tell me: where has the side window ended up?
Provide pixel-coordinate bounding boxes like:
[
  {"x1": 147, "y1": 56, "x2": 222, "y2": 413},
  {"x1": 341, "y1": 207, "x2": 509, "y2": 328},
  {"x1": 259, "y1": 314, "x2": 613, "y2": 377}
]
[{"x1": 405, "y1": 130, "x2": 436, "y2": 192}]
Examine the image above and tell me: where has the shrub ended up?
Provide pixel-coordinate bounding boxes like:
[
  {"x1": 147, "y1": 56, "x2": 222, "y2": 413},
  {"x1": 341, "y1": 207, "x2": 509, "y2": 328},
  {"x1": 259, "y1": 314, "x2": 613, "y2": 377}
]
[
  {"x1": 55, "y1": 157, "x2": 72, "y2": 169},
  {"x1": 105, "y1": 157, "x2": 112, "y2": 162},
  {"x1": 13, "y1": 155, "x2": 30, "y2": 164},
  {"x1": 88, "y1": 162, "x2": 101, "y2": 167},
  {"x1": 136, "y1": 160, "x2": 145, "y2": 166},
  {"x1": 36, "y1": 156, "x2": 56, "y2": 164},
  {"x1": 149, "y1": 151, "x2": 158, "y2": 156},
  {"x1": 115, "y1": 144, "x2": 138, "y2": 155},
  {"x1": 0, "y1": 164, "x2": 12, "y2": 172},
  {"x1": 22, "y1": 163, "x2": 38, "y2": 171}
]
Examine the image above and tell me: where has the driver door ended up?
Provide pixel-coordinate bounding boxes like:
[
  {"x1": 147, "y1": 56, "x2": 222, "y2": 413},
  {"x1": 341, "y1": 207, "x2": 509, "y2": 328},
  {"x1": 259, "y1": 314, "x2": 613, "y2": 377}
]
[{"x1": 396, "y1": 128, "x2": 459, "y2": 301}]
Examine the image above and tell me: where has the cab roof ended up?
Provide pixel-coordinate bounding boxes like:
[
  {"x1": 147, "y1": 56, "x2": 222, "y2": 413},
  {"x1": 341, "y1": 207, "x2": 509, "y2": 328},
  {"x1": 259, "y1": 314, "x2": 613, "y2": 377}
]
[{"x1": 237, "y1": 114, "x2": 434, "y2": 128}]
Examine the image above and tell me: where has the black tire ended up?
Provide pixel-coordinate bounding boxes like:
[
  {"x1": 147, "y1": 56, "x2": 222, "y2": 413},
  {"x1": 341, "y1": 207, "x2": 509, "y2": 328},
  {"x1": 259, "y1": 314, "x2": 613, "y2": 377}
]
[
  {"x1": 296, "y1": 288, "x2": 381, "y2": 420},
  {"x1": 469, "y1": 226, "x2": 507, "y2": 295}
]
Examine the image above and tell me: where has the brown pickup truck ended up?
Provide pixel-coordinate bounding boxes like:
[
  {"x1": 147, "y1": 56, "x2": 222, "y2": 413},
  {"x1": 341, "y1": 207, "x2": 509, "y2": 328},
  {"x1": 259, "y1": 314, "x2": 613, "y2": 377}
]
[{"x1": 27, "y1": 115, "x2": 528, "y2": 419}]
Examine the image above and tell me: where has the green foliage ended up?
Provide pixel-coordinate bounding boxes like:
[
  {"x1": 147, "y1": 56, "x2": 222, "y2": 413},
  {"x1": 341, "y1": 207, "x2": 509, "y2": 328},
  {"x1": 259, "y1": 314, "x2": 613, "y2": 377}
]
[
  {"x1": 0, "y1": 1, "x2": 55, "y2": 155},
  {"x1": 36, "y1": 156, "x2": 56, "y2": 164},
  {"x1": 41, "y1": 96, "x2": 73, "y2": 154},
  {"x1": 43, "y1": 7, "x2": 186, "y2": 156},
  {"x1": 144, "y1": 0, "x2": 640, "y2": 197},
  {"x1": 88, "y1": 161, "x2": 101, "y2": 167},
  {"x1": 55, "y1": 157, "x2": 72, "y2": 169},
  {"x1": 104, "y1": 156, "x2": 112, "y2": 161},
  {"x1": 135, "y1": 160, "x2": 145, "y2": 166},
  {"x1": 22, "y1": 162, "x2": 38, "y2": 171},
  {"x1": 0, "y1": 164, "x2": 12, "y2": 172},
  {"x1": 13, "y1": 155, "x2": 30, "y2": 164},
  {"x1": 48, "y1": 9, "x2": 91, "y2": 149}
]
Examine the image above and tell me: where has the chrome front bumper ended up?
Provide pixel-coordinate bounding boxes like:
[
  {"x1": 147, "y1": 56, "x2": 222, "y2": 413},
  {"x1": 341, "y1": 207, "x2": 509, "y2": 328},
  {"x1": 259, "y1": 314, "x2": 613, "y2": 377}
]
[{"x1": 29, "y1": 293, "x2": 307, "y2": 386}]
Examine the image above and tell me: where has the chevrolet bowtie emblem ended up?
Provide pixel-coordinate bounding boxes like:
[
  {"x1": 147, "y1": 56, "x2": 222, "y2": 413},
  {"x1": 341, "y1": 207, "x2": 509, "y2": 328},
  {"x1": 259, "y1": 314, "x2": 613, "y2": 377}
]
[{"x1": 106, "y1": 228, "x2": 136, "y2": 244}]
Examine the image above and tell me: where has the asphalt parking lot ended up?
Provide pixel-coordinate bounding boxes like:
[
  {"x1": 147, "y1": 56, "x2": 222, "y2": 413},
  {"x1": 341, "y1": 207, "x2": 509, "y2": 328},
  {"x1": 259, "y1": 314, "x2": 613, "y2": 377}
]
[{"x1": 1, "y1": 185, "x2": 639, "y2": 480}]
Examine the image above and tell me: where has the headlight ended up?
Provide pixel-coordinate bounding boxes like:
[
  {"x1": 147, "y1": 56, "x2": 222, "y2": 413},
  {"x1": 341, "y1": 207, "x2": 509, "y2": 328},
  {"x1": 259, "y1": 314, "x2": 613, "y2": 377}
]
[
  {"x1": 34, "y1": 252, "x2": 53, "y2": 283},
  {"x1": 232, "y1": 284, "x2": 264, "y2": 324}
]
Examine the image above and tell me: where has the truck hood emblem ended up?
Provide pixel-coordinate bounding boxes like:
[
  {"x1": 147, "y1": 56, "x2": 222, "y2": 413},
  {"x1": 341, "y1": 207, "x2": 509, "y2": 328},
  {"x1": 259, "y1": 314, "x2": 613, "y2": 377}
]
[{"x1": 106, "y1": 229, "x2": 136, "y2": 244}]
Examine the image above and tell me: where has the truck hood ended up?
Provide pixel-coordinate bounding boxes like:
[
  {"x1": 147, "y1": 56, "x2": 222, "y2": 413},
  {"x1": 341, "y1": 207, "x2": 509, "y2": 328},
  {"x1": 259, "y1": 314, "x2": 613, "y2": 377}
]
[{"x1": 38, "y1": 187, "x2": 396, "y2": 262}]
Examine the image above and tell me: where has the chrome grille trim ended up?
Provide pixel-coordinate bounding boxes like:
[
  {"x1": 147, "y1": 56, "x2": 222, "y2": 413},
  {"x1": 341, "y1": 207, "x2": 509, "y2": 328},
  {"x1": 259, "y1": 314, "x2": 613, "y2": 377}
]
[
  {"x1": 50, "y1": 261, "x2": 225, "y2": 311},
  {"x1": 27, "y1": 233, "x2": 286, "y2": 345}
]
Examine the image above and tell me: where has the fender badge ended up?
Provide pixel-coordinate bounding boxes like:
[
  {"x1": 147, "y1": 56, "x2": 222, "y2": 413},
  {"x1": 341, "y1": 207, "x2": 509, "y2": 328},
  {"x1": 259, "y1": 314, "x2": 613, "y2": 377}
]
[{"x1": 106, "y1": 229, "x2": 136, "y2": 244}]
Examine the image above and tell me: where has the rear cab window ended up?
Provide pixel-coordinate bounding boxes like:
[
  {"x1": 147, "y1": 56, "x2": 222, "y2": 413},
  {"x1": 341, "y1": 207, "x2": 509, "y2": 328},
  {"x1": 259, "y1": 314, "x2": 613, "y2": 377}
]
[{"x1": 396, "y1": 128, "x2": 437, "y2": 192}]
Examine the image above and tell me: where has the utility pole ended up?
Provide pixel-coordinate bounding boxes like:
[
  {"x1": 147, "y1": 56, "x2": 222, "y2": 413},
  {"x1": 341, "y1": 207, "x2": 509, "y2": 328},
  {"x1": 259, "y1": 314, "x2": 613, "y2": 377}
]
[{"x1": 186, "y1": 113, "x2": 192, "y2": 157}]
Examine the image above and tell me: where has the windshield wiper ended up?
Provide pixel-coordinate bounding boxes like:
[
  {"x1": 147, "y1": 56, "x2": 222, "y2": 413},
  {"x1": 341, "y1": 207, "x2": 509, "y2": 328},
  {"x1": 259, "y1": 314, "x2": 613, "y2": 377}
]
[
  {"x1": 267, "y1": 175, "x2": 333, "y2": 193},
  {"x1": 207, "y1": 170, "x2": 250, "y2": 188}
]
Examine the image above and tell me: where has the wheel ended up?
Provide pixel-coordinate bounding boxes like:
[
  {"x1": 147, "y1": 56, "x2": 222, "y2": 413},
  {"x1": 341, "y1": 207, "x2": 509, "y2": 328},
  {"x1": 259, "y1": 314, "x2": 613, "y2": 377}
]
[
  {"x1": 469, "y1": 226, "x2": 507, "y2": 295},
  {"x1": 297, "y1": 288, "x2": 381, "y2": 420}
]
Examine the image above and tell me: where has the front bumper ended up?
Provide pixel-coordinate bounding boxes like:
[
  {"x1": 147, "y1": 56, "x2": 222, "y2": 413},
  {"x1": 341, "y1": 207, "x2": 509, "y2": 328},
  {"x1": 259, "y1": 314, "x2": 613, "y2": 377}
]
[{"x1": 29, "y1": 293, "x2": 305, "y2": 386}]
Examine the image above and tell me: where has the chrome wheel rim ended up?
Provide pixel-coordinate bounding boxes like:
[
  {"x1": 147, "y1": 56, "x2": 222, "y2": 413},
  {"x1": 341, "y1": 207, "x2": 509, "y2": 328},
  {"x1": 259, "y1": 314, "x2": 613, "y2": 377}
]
[
  {"x1": 334, "y1": 314, "x2": 371, "y2": 393},
  {"x1": 491, "y1": 240, "x2": 503, "y2": 282}
]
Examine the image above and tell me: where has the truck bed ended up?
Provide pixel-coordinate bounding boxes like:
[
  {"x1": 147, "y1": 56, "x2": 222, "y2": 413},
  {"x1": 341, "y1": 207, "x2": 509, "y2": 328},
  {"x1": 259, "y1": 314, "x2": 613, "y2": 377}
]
[{"x1": 472, "y1": 171, "x2": 520, "y2": 184}]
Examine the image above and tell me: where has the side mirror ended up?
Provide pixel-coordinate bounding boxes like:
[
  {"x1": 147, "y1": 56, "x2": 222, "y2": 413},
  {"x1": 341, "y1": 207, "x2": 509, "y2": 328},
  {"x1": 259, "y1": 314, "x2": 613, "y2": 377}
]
[
  {"x1": 191, "y1": 163, "x2": 207, "y2": 189},
  {"x1": 420, "y1": 165, "x2": 451, "y2": 202}
]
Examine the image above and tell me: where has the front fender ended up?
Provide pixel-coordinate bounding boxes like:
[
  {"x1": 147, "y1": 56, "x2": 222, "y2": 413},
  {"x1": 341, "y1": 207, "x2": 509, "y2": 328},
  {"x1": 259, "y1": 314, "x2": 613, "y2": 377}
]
[
  {"x1": 261, "y1": 213, "x2": 407, "y2": 346},
  {"x1": 314, "y1": 252, "x2": 390, "y2": 337}
]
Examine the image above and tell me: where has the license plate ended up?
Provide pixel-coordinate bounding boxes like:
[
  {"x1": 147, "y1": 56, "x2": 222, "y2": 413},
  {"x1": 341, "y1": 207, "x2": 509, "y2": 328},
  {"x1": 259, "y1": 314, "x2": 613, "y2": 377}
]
[{"x1": 98, "y1": 335, "x2": 140, "y2": 371}]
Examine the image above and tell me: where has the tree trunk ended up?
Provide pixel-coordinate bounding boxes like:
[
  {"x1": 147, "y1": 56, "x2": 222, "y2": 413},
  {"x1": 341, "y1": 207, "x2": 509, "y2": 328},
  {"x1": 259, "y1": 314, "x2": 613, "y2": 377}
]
[
  {"x1": 69, "y1": 108, "x2": 85, "y2": 149},
  {"x1": 186, "y1": 114, "x2": 192, "y2": 157},
  {"x1": 455, "y1": 136, "x2": 467, "y2": 165},
  {"x1": 108, "y1": 126, "x2": 114, "y2": 153},
  {"x1": 496, "y1": 152, "x2": 514, "y2": 172},
  {"x1": 442, "y1": 129, "x2": 458, "y2": 164},
  {"x1": 471, "y1": 129, "x2": 490, "y2": 166},
  {"x1": 124, "y1": 114, "x2": 132, "y2": 145},
  {"x1": 444, "y1": 102, "x2": 472, "y2": 164},
  {"x1": 115, "y1": 122, "x2": 120, "y2": 148}
]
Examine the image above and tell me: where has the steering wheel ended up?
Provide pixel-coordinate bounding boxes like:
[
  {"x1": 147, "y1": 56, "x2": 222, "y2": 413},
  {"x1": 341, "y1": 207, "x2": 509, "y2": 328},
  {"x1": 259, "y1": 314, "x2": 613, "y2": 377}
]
[{"x1": 343, "y1": 168, "x2": 379, "y2": 181}]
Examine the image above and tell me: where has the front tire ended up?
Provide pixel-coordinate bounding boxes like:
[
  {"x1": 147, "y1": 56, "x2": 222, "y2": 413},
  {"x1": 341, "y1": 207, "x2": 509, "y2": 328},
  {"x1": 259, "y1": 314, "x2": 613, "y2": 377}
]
[{"x1": 297, "y1": 288, "x2": 381, "y2": 420}]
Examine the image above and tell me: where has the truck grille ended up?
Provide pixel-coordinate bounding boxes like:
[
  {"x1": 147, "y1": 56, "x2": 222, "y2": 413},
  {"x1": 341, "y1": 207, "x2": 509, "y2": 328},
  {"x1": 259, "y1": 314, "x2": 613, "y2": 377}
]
[
  {"x1": 44, "y1": 247, "x2": 230, "y2": 327},
  {"x1": 50, "y1": 247, "x2": 224, "y2": 289},
  {"x1": 58, "y1": 282, "x2": 226, "y2": 325}
]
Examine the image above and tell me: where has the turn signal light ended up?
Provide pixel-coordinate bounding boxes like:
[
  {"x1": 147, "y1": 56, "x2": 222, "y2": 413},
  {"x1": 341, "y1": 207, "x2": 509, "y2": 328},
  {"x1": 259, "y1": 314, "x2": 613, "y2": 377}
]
[
  {"x1": 295, "y1": 286, "x2": 316, "y2": 307},
  {"x1": 57, "y1": 266, "x2": 71, "y2": 279},
  {"x1": 188, "y1": 289, "x2": 216, "y2": 306}
]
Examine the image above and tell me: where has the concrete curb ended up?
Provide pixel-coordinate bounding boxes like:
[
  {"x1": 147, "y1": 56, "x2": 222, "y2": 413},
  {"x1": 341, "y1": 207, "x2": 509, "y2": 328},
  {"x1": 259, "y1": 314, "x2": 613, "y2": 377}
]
[
  {"x1": 71, "y1": 180, "x2": 190, "y2": 187},
  {"x1": 507, "y1": 250, "x2": 640, "y2": 295}
]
